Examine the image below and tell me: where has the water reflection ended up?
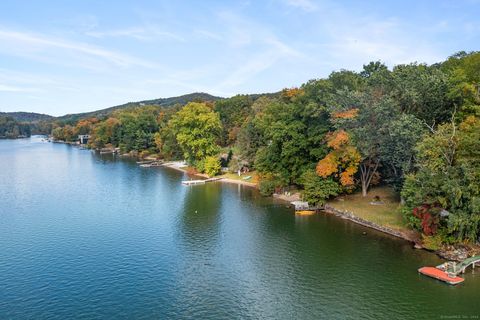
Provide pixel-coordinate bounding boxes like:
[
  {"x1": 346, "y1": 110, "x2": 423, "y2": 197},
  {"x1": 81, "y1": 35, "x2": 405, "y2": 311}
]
[
  {"x1": 1, "y1": 138, "x2": 479, "y2": 319},
  {"x1": 178, "y1": 183, "x2": 222, "y2": 248}
]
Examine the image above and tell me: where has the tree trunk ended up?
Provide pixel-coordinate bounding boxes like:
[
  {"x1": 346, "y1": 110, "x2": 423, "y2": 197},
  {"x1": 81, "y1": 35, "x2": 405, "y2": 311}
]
[
  {"x1": 359, "y1": 158, "x2": 380, "y2": 197},
  {"x1": 362, "y1": 181, "x2": 368, "y2": 197}
]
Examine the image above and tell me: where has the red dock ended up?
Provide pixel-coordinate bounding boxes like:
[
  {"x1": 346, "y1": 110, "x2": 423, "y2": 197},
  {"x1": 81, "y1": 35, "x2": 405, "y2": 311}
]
[{"x1": 418, "y1": 267, "x2": 464, "y2": 285}]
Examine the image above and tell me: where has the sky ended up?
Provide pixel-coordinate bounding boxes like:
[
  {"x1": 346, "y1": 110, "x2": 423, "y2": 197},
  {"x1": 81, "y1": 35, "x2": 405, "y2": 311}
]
[{"x1": 0, "y1": 0, "x2": 479, "y2": 116}]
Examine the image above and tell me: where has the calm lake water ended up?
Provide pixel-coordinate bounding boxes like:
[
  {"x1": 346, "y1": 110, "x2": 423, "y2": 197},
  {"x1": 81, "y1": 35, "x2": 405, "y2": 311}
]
[{"x1": 0, "y1": 137, "x2": 478, "y2": 319}]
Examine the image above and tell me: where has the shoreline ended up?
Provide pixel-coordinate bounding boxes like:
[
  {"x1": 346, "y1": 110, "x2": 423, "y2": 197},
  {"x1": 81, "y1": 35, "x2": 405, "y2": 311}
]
[
  {"x1": 322, "y1": 204, "x2": 479, "y2": 261},
  {"x1": 148, "y1": 161, "x2": 478, "y2": 261},
  {"x1": 160, "y1": 161, "x2": 258, "y2": 188},
  {"x1": 323, "y1": 204, "x2": 417, "y2": 243},
  {"x1": 161, "y1": 162, "x2": 477, "y2": 261},
  {"x1": 57, "y1": 143, "x2": 478, "y2": 262}
]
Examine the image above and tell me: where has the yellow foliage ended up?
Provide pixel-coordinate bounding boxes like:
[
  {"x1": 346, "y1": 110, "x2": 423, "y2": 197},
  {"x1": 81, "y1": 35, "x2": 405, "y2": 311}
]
[
  {"x1": 282, "y1": 87, "x2": 304, "y2": 98},
  {"x1": 332, "y1": 108, "x2": 359, "y2": 119},
  {"x1": 459, "y1": 115, "x2": 479, "y2": 129}
]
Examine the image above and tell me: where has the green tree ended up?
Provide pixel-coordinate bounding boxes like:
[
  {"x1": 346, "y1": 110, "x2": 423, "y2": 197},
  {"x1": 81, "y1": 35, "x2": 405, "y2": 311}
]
[
  {"x1": 253, "y1": 90, "x2": 329, "y2": 185},
  {"x1": 203, "y1": 156, "x2": 221, "y2": 176},
  {"x1": 391, "y1": 63, "x2": 454, "y2": 125},
  {"x1": 301, "y1": 170, "x2": 340, "y2": 206},
  {"x1": 116, "y1": 106, "x2": 159, "y2": 152},
  {"x1": 402, "y1": 116, "x2": 480, "y2": 242},
  {"x1": 0, "y1": 116, "x2": 31, "y2": 138},
  {"x1": 214, "y1": 95, "x2": 253, "y2": 145},
  {"x1": 379, "y1": 114, "x2": 425, "y2": 190},
  {"x1": 167, "y1": 102, "x2": 222, "y2": 165}
]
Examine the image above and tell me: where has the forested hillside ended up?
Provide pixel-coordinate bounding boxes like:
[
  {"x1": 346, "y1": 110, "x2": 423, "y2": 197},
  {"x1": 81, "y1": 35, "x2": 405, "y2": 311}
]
[
  {"x1": 56, "y1": 92, "x2": 222, "y2": 124},
  {"x1": 0, "y1": 112, "x2": 53, "y2": 122},
  {"x1": 0, "y1": 116, "x2": 31, "y2": 138},
  {"x1": 51, "y1": 51, "x2": 480, "y2": 244}
]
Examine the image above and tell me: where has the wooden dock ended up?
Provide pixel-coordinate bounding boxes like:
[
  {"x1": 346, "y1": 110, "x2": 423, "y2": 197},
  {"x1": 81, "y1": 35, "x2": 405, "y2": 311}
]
[
  {"x1": 182, "y1": 180, "x2": 206, "y2": 185},
  {"x1": 418, "y1": 255, "x2": 480, "y2": 285},
  {"x1": 140, "y1": 161, "x2": 163, "y2": 167},
  {"x1": 181, "y1": 177, "x2": 222, "y2": 186}
]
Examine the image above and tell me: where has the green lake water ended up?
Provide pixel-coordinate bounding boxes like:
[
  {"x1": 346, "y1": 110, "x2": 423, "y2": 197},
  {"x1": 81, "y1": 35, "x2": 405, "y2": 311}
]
[{"x1": 0, "y1": 137, "x2": 478, "y2": 319}]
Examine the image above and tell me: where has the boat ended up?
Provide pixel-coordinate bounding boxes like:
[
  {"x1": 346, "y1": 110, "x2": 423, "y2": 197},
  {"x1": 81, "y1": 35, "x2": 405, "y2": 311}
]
[
  {"x1": 418, "y1": 267, "x2": 464, "y2": 285},
  {"x1": 295, "y1": 210, "x2": 316, "y2": 216}
]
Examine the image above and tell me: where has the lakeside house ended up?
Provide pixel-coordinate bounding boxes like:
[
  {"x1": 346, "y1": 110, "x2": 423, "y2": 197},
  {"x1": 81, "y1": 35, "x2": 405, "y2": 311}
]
[{"x1": 78, "y1": 134, "x2": 90, "y2": 144}]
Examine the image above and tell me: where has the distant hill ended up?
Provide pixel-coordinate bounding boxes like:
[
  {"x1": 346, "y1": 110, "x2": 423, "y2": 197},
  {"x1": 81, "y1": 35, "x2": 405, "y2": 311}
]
[
  {"x1": 0, "y1": 112, "x2": 53, "y2": 122},
  {"x1": 2, "y1": 92, "x2": 278, "y2": 125},
  {"x1": 57, "y1": 92, "x2": 222, "y2": 123}
]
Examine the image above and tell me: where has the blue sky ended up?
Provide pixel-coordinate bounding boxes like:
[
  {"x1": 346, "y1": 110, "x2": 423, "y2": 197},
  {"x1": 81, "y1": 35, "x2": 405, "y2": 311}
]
[{"x1": 0, "y1": 0, "x2": 479, "y2": 116}]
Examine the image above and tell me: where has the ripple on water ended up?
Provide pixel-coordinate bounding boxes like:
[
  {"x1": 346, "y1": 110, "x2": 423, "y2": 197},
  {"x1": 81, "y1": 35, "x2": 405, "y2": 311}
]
[{"x1": 0, "y1": 138, "x2": 479, "y2": 319}]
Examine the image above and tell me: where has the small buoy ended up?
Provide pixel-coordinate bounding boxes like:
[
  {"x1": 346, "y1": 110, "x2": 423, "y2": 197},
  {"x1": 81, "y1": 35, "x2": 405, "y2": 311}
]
[
  {"x1": 195, "y1": 210, "x2": 198, "y2": 213},
  {"x1": 362, "y1": 231, "x2": 367, "y2": 235}
]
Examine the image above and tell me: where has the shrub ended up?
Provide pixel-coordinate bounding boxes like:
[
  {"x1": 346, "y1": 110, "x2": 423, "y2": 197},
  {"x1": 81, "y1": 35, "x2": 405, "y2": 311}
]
[
  {"x1": 203, "y1": 156, "x2": 221, "y2": 177},
  {"x1": 139, "y1": 149, "x2": 151, "y2": 159},
  {"x1": 300, "y1": 170, "x2": 341, "y2": 206},
  {"x1": 412, "y1": 204, "x2": 441, "y2": 236},
  {"x1": 259, "y1": 179, "x2": 277, "y2": 196},
  {"x1": 421, "y1": 234, "x2": 443, "y2": 251}
]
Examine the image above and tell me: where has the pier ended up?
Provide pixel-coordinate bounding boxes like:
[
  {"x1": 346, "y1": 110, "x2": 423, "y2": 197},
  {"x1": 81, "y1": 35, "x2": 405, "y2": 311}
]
[
  {"x1": 181, "y1": 177, "x2": 222, "y2": 186},
  {"x1": 418, "y1": 255, "x2": 480, "y2": 285},
  {"x1": 139, "y1": 161, "x2": 163, "y2": 167},
  {"x1": 291, "y1": 201, "x2": 322, "y2": 215}
]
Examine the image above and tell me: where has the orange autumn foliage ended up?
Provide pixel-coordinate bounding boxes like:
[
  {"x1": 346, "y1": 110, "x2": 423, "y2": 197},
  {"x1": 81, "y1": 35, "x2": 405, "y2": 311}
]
[
  {"x1": 332, "y1": 108, "x2": 359, "y2": 119},
  {"x1": 340, "y1": 166, "x2": 357, "y2": 186},
  {"x1": 316, "y1": 153, "x2": 338, "y2": 178},
  {"x1": 77, "y1": 118, "x2": 98, "y2": 127},
  {"x1": 316, "y1": 130, "x2": 360, "y2": 187},
  {"x1": 326, "y1": 130, "x2": 349, "y2": 150}
]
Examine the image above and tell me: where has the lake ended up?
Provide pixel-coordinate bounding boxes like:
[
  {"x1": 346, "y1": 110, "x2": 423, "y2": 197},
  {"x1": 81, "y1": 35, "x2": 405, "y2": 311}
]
[{"x1": 0, "y1": 137, "x2": 478, "y2": 319}]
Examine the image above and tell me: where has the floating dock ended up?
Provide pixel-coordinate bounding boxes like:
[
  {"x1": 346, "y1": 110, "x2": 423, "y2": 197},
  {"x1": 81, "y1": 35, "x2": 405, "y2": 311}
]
[
  {"x1": 418, "y1": 267, "x2": 464, "y2": 285},
  {"x1": 418, "y1": 255, "x2": 480, "y2": 285}
]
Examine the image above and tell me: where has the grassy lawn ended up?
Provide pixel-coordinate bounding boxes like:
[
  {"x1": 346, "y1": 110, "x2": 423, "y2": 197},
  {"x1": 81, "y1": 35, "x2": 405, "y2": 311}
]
[
  {"x1": 327, "y1": 186, "x2": 407, "y2": 231},
  {"x1": 221, "y1": 171, "x2": 259, "y2": 184}
]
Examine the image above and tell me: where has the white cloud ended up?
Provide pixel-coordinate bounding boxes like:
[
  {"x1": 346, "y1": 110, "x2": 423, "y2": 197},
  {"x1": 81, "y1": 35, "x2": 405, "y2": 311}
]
[
  {"x1": 86, "y1": 26, "x2": 185, "y2": 42},
  {"x1": 211, "y1": 12, "x2": 304, "y2": 93},
  {"x1": 0, "y1": 28, "x2": 160, "y2": 68}
]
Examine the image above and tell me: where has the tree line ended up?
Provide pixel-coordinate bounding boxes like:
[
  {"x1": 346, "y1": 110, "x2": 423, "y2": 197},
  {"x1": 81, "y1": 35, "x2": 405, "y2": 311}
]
[
  {"x1": 0, "y1": 116, "x2": 32, "y2": 138},
  {"x1": 50, "y1": 51, "x2": 480, "y2": 244}
]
